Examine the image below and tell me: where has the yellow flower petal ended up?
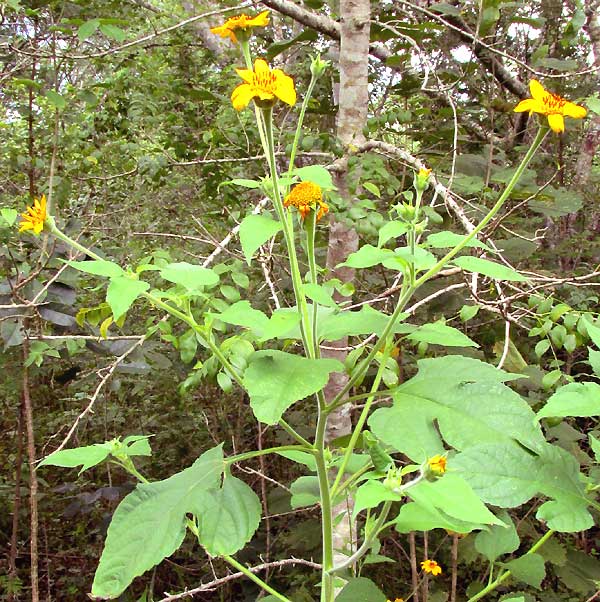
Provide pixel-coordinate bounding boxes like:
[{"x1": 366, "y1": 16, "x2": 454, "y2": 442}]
[
  {"x1": 562, "y1": 101, "x2": 587, "y2": 119},
  {"x1": 231, "y1": 83, "x2": 255, "y2": 111},
  {"x1": 547, "y1": 113, "x2": 565, "y2": 133},
  {"x1": 529, "y1": 79, "x2": 546, "y2": 102},
  {"x1": 235, "y1": 67, "x2": 255, "y2": 85},
  {"x1": 249, "y1": 10, "x2": 270, "y2": 27},
  {"x1": 273, "y1": 70, "x2": 297, "y2": 106},
  {"x1": 254, "y1": 58, "x2": 270, "y2": 76},
  {"x1": 513, "y1": 98, "x2": 536, "y2": 113}
]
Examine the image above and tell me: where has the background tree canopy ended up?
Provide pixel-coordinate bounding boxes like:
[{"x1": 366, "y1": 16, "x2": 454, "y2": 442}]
[{"x1": 1, "y1": 0, "x2": 599, "y2": 601}]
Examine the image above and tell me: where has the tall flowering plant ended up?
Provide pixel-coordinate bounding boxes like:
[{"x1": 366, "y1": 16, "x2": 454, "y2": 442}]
[{"x1": 23, "y1": 10, "x2": 596, "y2": 602}]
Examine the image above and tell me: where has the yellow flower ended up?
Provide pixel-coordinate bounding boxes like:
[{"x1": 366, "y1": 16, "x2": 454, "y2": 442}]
[
  {"x1": 19, "y1": 194, "x2": 47, "y2": 235},
  {"x1": 421, "y1": 559, "x2": 442, "y2": 576},
  {"x1": 513, "y1": 79, "x2": 587, "y2": 134},
  {"x1": 418, "y1": 167, "x2": 432, "y2": 178},
  {"x1": 427, "y1": 454, "x2": 447, "y2": 475},
  {"x1": 283, "y1": 181, "x2": 329, "y2": 222},
  {"x1": 386, "y1": 598, "x2": 405, "y2": 602},
  {"x1": 210, "y1": 10, "x2": 270, "y2": 44},
  {"x1": 231, "y1": 58, "x2": 296, "y2": 111}
]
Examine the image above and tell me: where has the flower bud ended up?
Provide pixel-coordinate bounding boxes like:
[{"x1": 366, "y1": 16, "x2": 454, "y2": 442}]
[
  {"x1": 415, "y1": 167, "x2": 432, "y2": 192},
  {"x1": 397, "y1": 202, "x2": 416, "y2": 222},
  {"x1": 310, "y1": 54, "x2": 331, "y2": 78},
  {"x1": 423, "y1": 454, "x2": 447, "y2": 481}
]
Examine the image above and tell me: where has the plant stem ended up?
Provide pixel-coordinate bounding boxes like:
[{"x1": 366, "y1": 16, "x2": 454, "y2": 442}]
[
  {"x1": 222, "y1": 554, "x2": 293, "y2": 602},
  {"x1": 279, "y1": 419, "x2": 313, "y2": 447},
  {"x1": 466, "y1": 529, "x2": 555, "y2": 602},
  {"x1": 226, "y1": 444, "x2": 315, "y2": 465}
]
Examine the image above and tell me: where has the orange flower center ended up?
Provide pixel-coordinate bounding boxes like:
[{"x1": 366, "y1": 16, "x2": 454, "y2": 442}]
[
  {"x1": 253, "y1": 71, "x2": 277, "y2": 93},
  {"x1": 542, "y1": 92, "x2": 567, "y2": 113}
]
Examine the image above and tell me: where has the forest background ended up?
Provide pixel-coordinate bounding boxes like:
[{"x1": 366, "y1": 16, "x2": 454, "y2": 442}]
[{"x1": 1, "y1": 0, "x2": 600, "y2": 601}]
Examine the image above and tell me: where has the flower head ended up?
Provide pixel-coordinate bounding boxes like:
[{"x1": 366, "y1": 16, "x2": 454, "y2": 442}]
[
  {"x1": 19, "y1": 194, "x2": 47, "y2": 235},
  {"x1": 386, "y1": 598, "x2": 405, "y2": 602},
  {"x1": 421, "y1": 559, "x2": 442, "y2": 576},
  {"x1": 427, "y1": 454, "x2": 447, "y2": 476},
  {"x1": 210, "y1": 10, "x2": 270, "y2": 44},
  {"x1": 231, "y1": 58, "x2": 296, "y2": 111},
  {"x1": 284, "y1": 181, "x2": 329, "y2": 222},
  {"x1": 415, "y1": 166, "x2": 432, "y2": 192},
  {"x1": 513, "y1": 80, "x2": 587, "y2": 134}
]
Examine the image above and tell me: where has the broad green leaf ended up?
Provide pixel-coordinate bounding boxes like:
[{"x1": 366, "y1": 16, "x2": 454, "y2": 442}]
[
  {"x1": 369, "y1": 357, "x2": 532, "y2": 461},
  {"x1": 378, "y1": 221, "x2": 409, "y2": 247},
  {"x1": 302, "y1": 283, "x2": 338, "y2": 308},
  {"x1": 394, "y1": 501, "x2": 484, "y2": 534},
  {"x1": 408, "y1": 474, "x2": 504, "y2": 526},
  {"x1": 290, "y1": 476, "x2": 320, "y2": 508},
  {"x1": 277, "y1": 450, "x2": 317, "y2": 471},
  {"x1": 244, "y1": 350, "x2": 343, "y2": 424},
  {"x1": 586, "y1": 95, "x2": 600, "y2": 115},
  {"x1": 426, "y1": 231, "x2": 491, "y2": 251},
  {"x1": 353, "y1": 480, "x2": 402, "y2": 518},
  {"x1": 383, "y1": 247, "x2": 437, "y2": 272},
  {"x1": 454, "y1": 443, "x2": 593, "y2": 532},
  {"x1": 92, "y1": 446, "x2": 224, "y2": 599},
  {"x1": 407, "y1": 322, "x2": 478, "y2": 347},
  {"x1": 78, "y1": 18, "x2": 100, "y2": 41},
  {"x1": 160, "y1": 262, "x2": 219, "y2": 290},
  {"x1": 536, "y1": 382, "x2": 600, "y2": 421},
  {"x1": 122, "y1": 435, "x2": 152, "y2": 457},
  {"x1": 589, "y1": 434, "x2": 600, "y2": 463},
  {"x1": 294, "y1": 165, "x2": 334, "y2": 189},
  {"x1": 340, "y1": 244, "x2": 395, "y2": 268},
  {"x1": 196, "y1": 476, "x2": 261, "y2": 556},
  {"x1": 460, "y1": 304, "x2": 480, "y2": 322},
  {"x1": 1, "y1": 208, "x2": 18, "y2": 226},
  {"x1": 213, "y1": 300, "x2": 270, "y2": 333},
  {"x1": 453, "y1": 256, "x2": 528, "y2": 282},
  {"x1": 336, "y1": 578, "x2": 386, "y2": 602},
  {"x1": 45, "y1": 89, "x2": 66, "y2": 109},
  {"x1": 504, "y1": 554, "x2": 546, "y2": 589},
  {"x1": 239, "y1": 214, "x2": 282, "y2": 264},
  {"x1": 259, "y1": 308, "x2": 301, "y2": 341},
  {"x1": 68, "y1": 259, "x2": 125, "y2": 278},
  {"x1": 589, "y1": 348, "x2": 600, "y2": 376},
  {"x1": 38, "y1": 444, "x2": 110, "y2": 474},
  {"x1": 362, "y1": 181, "x2": 381, "y2": 198},
  {"x1": 583, "y1": 316, "x2": 600, "y2": 347},
  {"x1": 475, "y1": 510, "x2": 519, "y2": 562},
  {"x1": 106, "y1": 277, "x2": 149, "y2": 321},
  {"x1": 99, "y1": 23, "x2": 127, "y2": 42}
]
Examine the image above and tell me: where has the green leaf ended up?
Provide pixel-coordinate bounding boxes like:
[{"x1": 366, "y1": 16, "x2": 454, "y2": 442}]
[
  {"x1": 378, "y1": 220, "x2": 409, "y2": 247},
  {"x1": 99, "y1": 23, "x2": 127, "y2": 42},
  {"x1": 294, "y1": 165, "x2": 334, "y2": 189},
  {"x1": 302, "y1": 283, "x2": 338, "y2": 308},
  {"x1": 340, "y1": 244, "x2": 395, "y2": 268},
  {"x1": 394, "y1": 501, "x2": 484, "y2": 534},
  {"x1": 589, "y1": 348, "x2": 600, "y2": 377},
  {"x1": 277, "y1": 450, "x2": 317, "y2": 471},
  {"x1": 536, "y1": 382, "x2": 600, "y2": 421},
  {"x1": 213, "y1": 300, "x2": 270, "y2": 334},
  {"x1": 244, "y1": 350, "x2": 343, "y2": 424},
  {"x1": 160, "y1": 262, "x2": 219, "y2": 291},
  {"x1": 1, "y1": 208, "x2": 18, "y2": 226},
  {"x1": 92, "y1": 446, "x2": 224, "y2": 599},
  {"x1": 504, "y1": 554, "x2": 546, "y2": 589},
  {"x1": 475, "y1": 510, "x2": 520, "y2": 562},
  {"x1": 589, "y1": 434, "x2": 600, "y2": 463},
  {"x1": 353, "y1": 480, "x2": 402, "y2": 518},
  {"x1": 586, "y1": 95, "x2": 600, "y2": 115},
  {"x1": 454, "y1": 443, "x2": 593, "y2": 532},
  {"x1": 582, "y1": 316, "x2": 600, "y2": 347},
  {"x1": 123, "y1": 435, "x2": 152, "y2": 457},
  {"x1": 45, "y1": 89, "x2": 66, "y2": 109},
  {"x1": 362, "y1": 182, "x2": 381, "y2": 198},
  {"x1": 453, "y1": 256, "x2": 528, "y2": 282},
  {"x1": 407, "y1": 321, "x2": 479, "y2": 347},
  {"x1": 239, "y1": 214, "x2": 282, "y2": 264},
  {"x1": 38, "y1": 444, "x2": 110, "y2": 474},
  {"x1": 196, "y1": 476, "x2": 261, "y2": 556},
  {"x1": 426, "y1": 231, "x2": 491, "y2": 251},
  {"x1": 78, "y1": 18, "x2": 99, "y2": 41},
  {"x1": 68, "y1": 259, "x2": 125, "y2": 278},
  {"x1": 290, "y1": 475, "x2": 320, "y2": 508},
  {"x1": 369, "y1": 357, "x2": 541, "y2": 462},
  {"x1": 106, "y1": 277, "x2": 149, "y2": 321},
  {"x1": 460, "y1": 304, "x2": 480, "y2": 322},
  {"x1": 336, "y1": 578, "x2": 386, "y2": 602},
  {"x1": 408, "y1": 474, "x2": 504, "y2": 526}
]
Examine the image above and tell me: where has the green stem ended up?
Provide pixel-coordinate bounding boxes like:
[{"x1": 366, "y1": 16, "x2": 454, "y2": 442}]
[
  {"x1": 327, "y1": 500, "x2": 393, "y2": 575},
  {"x1": 314, "y1": 406, "x2": 335, "y2": 602},
  {"x1": 226, "y1": 445, "x2": 314, "y2": 465},
  {"x1": 222, "y1": 554, "x2": 293, "y2": 602},
  {"x1": 50, "y1": 223, "x2": 104, "y2": 262},
  {"x1": 466, "y1": 530, "x2": 555, "y2": 602},
  {"x1": 330, "y1": 339, "x2": 392, "y2": 498},
  {"x1": 112, "y1": 459, "x2": 149, "y2": 484},
  {"x1": 329, "y1": 126, "x2": 548, "y2": 408},
  {"x1": 262, "y1": 106, "x2": 316, "y2": 358},
  {"x1": 279, "y1": 419, "x2": 313, "y2": 447},
  {"x1": 305, "y1": 210, "x2": 320, "y2": 357}
]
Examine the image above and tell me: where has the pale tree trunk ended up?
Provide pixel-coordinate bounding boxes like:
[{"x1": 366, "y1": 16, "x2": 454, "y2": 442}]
[{"x1": 321, "y1": 0, "x2": 370, "y2": 566}]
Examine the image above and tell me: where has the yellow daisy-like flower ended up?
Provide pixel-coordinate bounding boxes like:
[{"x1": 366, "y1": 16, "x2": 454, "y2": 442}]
[
  {"x1": 210, "y1": 10, "x2": 270, "y2": 44},
  {"x1": 283, "y1": 181, "x2": 329, "y2": 222},
  {"x1": 19, "y1": 194, "x2": 47, "y2": 235},
  {"x1": 231, "y1": 58, "x2": 296, "y2": 111},
  {"x1": 421, "y1": 559, "x2": 442, "y2": 576},
  {"x1": 427, "y1": 454, "x2": 447, "y2": 476},
  {"x1": 386, "y1": 598, "x2": 405, "y2": 602},
  {"x1": 513, "y1": 79, "x2": 587, "y2": 134}
]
